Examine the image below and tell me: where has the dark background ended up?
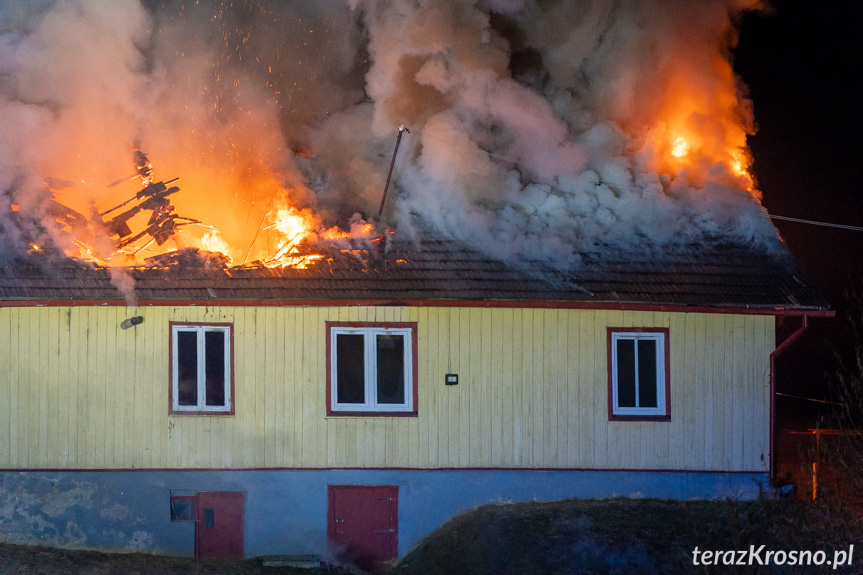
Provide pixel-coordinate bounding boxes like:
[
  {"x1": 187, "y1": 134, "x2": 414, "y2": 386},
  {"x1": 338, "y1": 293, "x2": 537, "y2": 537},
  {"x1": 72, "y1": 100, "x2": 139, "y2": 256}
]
[{"x1": 734, "y1": 0, "x2": 863, "y2": 428}]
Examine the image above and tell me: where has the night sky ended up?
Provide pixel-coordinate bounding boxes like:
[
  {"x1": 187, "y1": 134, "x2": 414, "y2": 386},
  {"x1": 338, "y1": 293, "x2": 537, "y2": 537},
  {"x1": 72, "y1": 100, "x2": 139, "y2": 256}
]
[{"x1": 735, "y1": 0, "x2": 863, "y2": 424}]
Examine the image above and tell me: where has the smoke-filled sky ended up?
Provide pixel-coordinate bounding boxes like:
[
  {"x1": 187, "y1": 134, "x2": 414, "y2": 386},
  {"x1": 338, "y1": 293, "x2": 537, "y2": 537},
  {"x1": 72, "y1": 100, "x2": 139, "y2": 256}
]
[{"x1": 0, "y1": 0, "x2": 783, "y2": 269}]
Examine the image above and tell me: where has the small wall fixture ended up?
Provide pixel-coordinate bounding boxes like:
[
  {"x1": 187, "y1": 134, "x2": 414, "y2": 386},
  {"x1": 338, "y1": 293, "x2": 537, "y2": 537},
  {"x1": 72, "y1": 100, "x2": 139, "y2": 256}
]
[
  {"x1": 120, "y1": 316, "x2": 144, "y2": 330},
  {"x1": 445, "y1": 374, "x2": 459, "y2": 386}
]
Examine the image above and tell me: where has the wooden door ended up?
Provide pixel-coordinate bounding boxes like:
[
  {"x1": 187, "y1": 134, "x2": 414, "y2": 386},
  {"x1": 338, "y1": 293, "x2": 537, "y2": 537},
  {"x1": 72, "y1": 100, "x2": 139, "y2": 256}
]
[
  {"x1": 328, "y1": 485, "x2": 398, "y2": 572},
  {"x1": 196, "y1": 491, "x2": 244, "y2": 559}
]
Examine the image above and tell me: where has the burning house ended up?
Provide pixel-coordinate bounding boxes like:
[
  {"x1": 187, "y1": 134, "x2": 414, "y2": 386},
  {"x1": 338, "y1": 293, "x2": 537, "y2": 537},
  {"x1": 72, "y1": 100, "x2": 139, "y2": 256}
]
[
  {"x1": 0, "y1": 232, "x2": 831, "y2": 567},
  {"x1": 0, "y1": 0, "x2": 834, "y2": 569}
]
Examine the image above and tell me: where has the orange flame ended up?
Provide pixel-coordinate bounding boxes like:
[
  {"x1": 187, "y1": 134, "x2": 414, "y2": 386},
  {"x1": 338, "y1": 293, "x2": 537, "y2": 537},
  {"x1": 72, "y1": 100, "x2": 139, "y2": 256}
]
[
  {"x1": 260, "y1": 206, "x2": 323, "y2": 269},
  {"x1": 670, "y1": 136, "x2": 689, "y2": 159}
]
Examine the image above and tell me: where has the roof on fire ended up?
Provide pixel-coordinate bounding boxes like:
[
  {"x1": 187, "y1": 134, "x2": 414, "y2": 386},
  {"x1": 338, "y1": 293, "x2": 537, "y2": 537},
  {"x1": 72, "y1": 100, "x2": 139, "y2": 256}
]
[{"x1": 0, "y1": 235, "x2": 830, "y2": 314}]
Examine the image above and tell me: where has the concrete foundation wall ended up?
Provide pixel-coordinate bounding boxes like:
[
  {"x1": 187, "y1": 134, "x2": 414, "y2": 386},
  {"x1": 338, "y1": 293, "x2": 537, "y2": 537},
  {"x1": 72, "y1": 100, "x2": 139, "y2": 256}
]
[{"x1": 0, "y1": 468, "x2": 769, "y2": 559}]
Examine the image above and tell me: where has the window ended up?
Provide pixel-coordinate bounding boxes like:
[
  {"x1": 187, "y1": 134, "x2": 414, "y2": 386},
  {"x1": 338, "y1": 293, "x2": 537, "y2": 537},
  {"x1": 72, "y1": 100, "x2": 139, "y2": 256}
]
[
  {"x1": 170, "y1": 495, "x2": 196, "y2": 522},
  {"x1": 327, "y1": 322, "x2": 418, "y2": 416},
  {"x1": 608, "y1": 328, "x2": 670, "y2": 420},
  {"x1": 170, "y1": 323, "x2": 233, "y2": 415}
]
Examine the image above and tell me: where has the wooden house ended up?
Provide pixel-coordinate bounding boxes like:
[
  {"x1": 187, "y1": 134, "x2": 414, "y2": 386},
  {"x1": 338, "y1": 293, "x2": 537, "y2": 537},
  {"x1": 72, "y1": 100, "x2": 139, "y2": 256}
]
[{"x1": 0, "y1": 237, "x2": 830, "y2": 568}]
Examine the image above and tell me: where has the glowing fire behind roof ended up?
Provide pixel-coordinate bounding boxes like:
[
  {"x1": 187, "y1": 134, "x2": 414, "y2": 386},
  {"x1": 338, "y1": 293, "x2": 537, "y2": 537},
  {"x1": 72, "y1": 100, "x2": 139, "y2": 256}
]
[{"x1": 0, "y1": 0, "x2": 777, "y2": 273}]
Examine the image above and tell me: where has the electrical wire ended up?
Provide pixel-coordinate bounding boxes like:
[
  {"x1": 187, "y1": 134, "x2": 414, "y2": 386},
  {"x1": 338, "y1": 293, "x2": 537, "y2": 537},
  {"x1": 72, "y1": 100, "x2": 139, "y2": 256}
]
[{"x1": 768, "y1": 215, "x2": 863, "y2": 232}]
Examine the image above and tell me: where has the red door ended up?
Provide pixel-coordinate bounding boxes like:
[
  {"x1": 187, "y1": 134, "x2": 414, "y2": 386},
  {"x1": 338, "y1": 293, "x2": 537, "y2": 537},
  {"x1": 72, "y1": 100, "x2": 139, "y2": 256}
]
[
  {"x1": 196, "y1": 491, "x2": 244, "y2": 559},
  {"x1": 328, "y1": 485, "x2": 399, "y2": 572}
]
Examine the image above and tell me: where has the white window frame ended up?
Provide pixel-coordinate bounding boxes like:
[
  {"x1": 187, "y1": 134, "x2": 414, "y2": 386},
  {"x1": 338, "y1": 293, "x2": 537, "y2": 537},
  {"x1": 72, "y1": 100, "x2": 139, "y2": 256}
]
[
  {"x1": 330, "y1": 326, "x2": 414, "y2": 413},
  {"x1": 171, "y1": 324, "x2": 232, "y2": 413},
  {"x1": 610, "y1": 331, "x2": 667, "y2": 417}
]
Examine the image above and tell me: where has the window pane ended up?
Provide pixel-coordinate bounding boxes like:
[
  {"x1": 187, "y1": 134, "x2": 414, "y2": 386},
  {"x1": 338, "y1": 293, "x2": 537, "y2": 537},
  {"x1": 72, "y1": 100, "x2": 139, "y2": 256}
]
[
  {"x1": 336, "y1": 334, "x2": 365, "y2": 404},
  {"x1": 376, "y1": 334, "x2": 405, "y2": 404},
  {"x1": 637, "y1": 339, "x2": 658, "y2": 408},
  {"x1": 170, "y1": 499, "x2": 193, "y2": 521},
  {"x1": 205, "y1": 330, "x2": 226, "y2": 406},
  {"x1": 616, "y1": 339, "x2": 636, "y2": 407},
  {"x1": 177, "y1": 331, "x2": 198, "y2": 406}
]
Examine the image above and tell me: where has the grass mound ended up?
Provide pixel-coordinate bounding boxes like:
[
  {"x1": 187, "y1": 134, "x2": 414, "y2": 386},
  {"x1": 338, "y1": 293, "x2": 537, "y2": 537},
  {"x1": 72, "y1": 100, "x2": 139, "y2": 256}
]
[{"x1": 392, "y1": 498, "x2": 862, "y2": 574}]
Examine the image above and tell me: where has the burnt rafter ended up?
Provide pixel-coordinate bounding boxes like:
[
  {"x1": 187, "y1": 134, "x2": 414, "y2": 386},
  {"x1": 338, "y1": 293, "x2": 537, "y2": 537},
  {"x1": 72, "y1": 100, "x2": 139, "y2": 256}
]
[{"x1": 42, "y1": 148, "x2": 210, "y2": 259}]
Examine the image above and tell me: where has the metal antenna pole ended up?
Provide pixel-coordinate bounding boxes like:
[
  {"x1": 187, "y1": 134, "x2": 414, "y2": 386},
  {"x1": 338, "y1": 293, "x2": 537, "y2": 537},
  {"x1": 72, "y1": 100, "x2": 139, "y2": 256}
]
[{"x1": 376, "y1": 125, "x2": 409, "y2": 219}]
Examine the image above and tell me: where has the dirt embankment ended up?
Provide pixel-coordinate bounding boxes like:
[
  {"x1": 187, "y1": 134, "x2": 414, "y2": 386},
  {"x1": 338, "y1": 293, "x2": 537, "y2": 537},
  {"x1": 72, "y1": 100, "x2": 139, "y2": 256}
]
[{"x1": 2, "y1": 498, "x2": 861, "y2": 575}]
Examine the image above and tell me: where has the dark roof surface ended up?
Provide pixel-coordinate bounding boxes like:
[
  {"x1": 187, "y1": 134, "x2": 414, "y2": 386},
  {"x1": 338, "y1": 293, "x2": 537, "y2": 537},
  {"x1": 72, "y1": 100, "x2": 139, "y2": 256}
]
[{"x1": 0, "y1": 237, "x2": 830, "y2": 312}]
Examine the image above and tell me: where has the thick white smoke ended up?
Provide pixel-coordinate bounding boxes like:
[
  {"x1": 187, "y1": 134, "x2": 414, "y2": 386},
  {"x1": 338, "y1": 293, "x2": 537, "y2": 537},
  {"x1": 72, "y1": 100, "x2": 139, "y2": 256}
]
[{"x1": 0, "y1": 0, "x2": 777, "y2": 271}]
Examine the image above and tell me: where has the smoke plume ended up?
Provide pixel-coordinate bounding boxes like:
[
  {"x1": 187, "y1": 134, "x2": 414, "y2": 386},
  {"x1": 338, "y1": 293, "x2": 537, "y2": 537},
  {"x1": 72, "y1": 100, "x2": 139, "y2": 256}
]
[{"x1": 0, "y1": 0, "x2": 775, "y2": 271}]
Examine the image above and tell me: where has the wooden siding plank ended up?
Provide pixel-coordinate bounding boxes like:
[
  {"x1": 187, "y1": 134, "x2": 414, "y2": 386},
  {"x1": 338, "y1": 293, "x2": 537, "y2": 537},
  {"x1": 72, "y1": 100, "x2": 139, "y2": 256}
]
[
  {"x1": 542, "y1": 309, "x2": 558, "y2": 467},
  {"x1": 667, "y1": 313, "x2": 686, "y2": 470},
  {"x1": 66, "y1": 308, "x2": 80, "y2": 467},
  {"x1": 694, "y1": 313, "x2": 708, "y2": 471},
  {"x1": 76, "y1": 307, "x2": 90, "y2": 468},
  {"x1": 468, "y1": 307, "x2": 482, "y2": 466},
  {"x1": 743, "y1": 315, "x2": 756, "y2": 469},
  {"x1": 720, "y1": 314, "x2": 733, "y2": 470},
  {"x1": 421, "y1": 307, "x2": 435, "y2": 467},
  {"x1": 273, "y1": 307, "x2": 286, "y2": 467},
  {"x1": 92, "y1": 306, "x2": 107, "y2": 467},
  {"x1": 108, "y1": 307, "x2": 122, "y2": 467},
  {"x1": 595, "y1": 310, "x2": 615, "y2": 467},
  {"x1": 555, "y1": 310, "x2": 568, "y2": 467},
  {"x1": 36, "y1": 308, "x2": 48, "y2": 467},
  {"x1": 510, "y1": 308, "x2": 523, "y2": 466},
  {"x1": 298, "y1": 307, "x2": 312, "y2": 466},
  {"x1": 519, "y1": 308, "x2": 534, "y2": 466},
  {"x1": 577, "y1": 310, "x2": 595, "y2": 469},
  {"x1": 250, "y1": 307, "x2": 265, "y2": 466},
  {"x1": 448, "y1": 307, "x2": 461, "y2": 468},
  {"x1": 121, "y1": 309, "x2": 136, "y2": 467},
  {"x1": 242, "y1": 306, "x2": 259, "y2": 467},
  {"x1": 703, "y1": 313, "x2": 717, "y2": 471},
  {"x1": 406, "y1": 307, "x2": 420, "y2": 468},
  {"x1": 0, "y1": 311, "x2": 10, "y2": 466},
  {"x1": 46, "y1": 308, "x2": 59, "y2": 466},
  {"x1": 10, "y1": 309, "x2": 21, "y2": 467},
  {"x1": 264, "y1": 306, "x2": 277, "y2": 466},
  {"x1": 299, "y1": 308, "x2": 319, "y2": 466},
  {"x1": 564, "y1": 310, "x2": 579, "y2": 468},
  {"x1": 84, "y1": 307, "x2": 99, "y2": 468},
  {"x1": 153, "y1": 306, "x2": 169, "y2": 468},
  {"x1": 500, "y1": 308, "x2": 515, "y2": 467},
  {"x1": 651, "y1": 312, "x2": 670, "y2": 469},
  {"x1": 481, "y1": 308, "x2": 493, "y2": 466},
  {"x1": 283, "y1": 306, "x2": 297, "y2": 466},
  {"x1": 490, "y1": 308, "x2": 503, "y2": 465},
  {"x1": 457, "y1": 307, "x2": 470, "y2": 467},
  {"x1": 732, "y1": 314, "x2": 746, "y2": 469},
  {"x1": 532, "y1": 310, "x2": 545, "y2": 467},
  {"x1": 436, "y1": 307, "x2": 451, "y2": 467},
  {"x1": 707, "y1": 313, "x2": 721, "y2": 470}
]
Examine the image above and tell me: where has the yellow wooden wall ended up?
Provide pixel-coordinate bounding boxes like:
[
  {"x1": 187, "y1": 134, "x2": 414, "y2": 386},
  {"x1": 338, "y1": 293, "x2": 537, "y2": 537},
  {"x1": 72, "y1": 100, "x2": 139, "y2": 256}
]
[{"x1": 0, "y1": 305, "x2": 773, "y2": 471}]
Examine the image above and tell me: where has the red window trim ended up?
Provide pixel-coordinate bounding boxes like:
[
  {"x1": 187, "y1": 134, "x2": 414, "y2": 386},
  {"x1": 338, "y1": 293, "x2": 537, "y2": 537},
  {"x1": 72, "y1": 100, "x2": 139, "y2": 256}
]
[
  {"x1": 325, "y1": 321, "x2": 419, "y2": 417},
  {"x1": 607, "y1": 327, "x2": 671, "y2": 422},
  {"x1": 169, "y1": 321, "x2": 235, "y2": 416}
]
